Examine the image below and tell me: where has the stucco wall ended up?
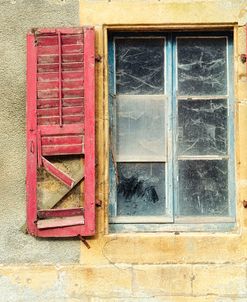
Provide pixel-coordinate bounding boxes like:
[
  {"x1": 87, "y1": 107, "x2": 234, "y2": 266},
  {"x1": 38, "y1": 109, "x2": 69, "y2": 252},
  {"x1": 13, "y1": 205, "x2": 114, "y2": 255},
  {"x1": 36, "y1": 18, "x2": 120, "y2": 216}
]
[{"x1": 0, "y1": 0, "x2": 81, "y2": 264}]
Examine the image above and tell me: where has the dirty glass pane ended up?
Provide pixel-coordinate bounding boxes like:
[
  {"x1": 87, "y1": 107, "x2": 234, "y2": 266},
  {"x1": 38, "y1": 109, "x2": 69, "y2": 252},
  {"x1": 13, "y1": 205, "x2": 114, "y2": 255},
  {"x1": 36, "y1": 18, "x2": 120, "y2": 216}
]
[
  {"x1": 117, "y1": 163, "x2": 166, "y2": 216},
  {"x1": 115, "y1": 38, "x2": 165, "y2": 95},
  {"x1": 177, "y1": 37, "x2": 227, "y2": 96},
  {"x1": 178, "y1": 160, "x2": 228, "y2": 216},
  {"x1": 178, "y1": 99, "x2": 227, "y2": 156},
  {"x1": 116, "y1": 95, "x2": 166, "y2": 160}
]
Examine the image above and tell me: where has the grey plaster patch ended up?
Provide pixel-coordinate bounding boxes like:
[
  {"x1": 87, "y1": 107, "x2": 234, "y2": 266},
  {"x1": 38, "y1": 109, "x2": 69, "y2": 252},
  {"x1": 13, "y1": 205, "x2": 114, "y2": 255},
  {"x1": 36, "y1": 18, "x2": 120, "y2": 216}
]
[
  {"x1": 0, "y1": 270, "x2": 67, "y2": 302},
  {"x1": 0, "y1": 0, "x2": 81, "y2": 263}
]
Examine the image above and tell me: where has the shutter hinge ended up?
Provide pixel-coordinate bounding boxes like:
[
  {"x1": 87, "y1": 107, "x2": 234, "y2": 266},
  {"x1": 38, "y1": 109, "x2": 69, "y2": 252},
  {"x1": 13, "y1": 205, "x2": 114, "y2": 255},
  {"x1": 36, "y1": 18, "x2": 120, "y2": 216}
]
[
  {"x1": 96, "y1": 199, "x2": 102, "y2": 207},
  {"x1": 95, "y1": 54, "x2": 102, "y2": 63},
  {"x1": 240, "y1": 54, "x2": 246, "y2": 63}
]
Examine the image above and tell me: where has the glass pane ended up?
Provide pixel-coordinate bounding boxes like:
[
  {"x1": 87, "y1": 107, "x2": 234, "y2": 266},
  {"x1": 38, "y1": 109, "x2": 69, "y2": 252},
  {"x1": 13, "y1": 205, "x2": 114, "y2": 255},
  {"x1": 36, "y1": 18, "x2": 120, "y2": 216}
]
[
  {"x1": 177, "y1": 37, "x2": 227, "y2": 96},
  {"x1": 178, "y1": 160, "x2": 228, "y2": 216},
  {"x1": 116, "y1": 96, "x2": 166, "y2": 160},
  {"x1": 178, "y1": 99, "x2": 227, "y2": 156},
  {"x1": 115, "y1": 38, "x2": 165, "y2": 95},
  {"x1": 117, "y1": 163, "x2": 166, "y2": 216}
]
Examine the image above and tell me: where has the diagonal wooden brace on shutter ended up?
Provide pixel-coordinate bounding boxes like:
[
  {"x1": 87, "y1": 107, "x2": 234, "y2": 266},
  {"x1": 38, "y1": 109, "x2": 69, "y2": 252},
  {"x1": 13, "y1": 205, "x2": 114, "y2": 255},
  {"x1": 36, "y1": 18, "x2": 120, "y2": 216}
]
[
  {"x1": 42, "y1": 156, "x2": 75, "y2": 188},
  {"x1": 26, "y1": 27, "x2": 95, "y2": 238},
  {"x1": 37, "y1": 128, "x2": 75, "y2": 188}
]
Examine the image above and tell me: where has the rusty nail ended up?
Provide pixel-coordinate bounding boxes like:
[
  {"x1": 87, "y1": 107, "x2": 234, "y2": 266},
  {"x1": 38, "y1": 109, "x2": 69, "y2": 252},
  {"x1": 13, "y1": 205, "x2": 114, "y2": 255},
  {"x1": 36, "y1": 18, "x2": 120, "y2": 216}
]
[{"x1": 79, "y1": 236, "x2": 90, "y2": 249}]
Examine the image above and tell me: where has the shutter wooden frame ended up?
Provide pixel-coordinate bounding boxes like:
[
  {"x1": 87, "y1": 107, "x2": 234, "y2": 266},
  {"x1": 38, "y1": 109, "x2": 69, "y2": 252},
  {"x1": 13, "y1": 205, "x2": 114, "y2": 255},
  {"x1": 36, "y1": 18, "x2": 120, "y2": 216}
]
[{"x1": 26, "y1": 27, "x2": 95, "y2": 237}]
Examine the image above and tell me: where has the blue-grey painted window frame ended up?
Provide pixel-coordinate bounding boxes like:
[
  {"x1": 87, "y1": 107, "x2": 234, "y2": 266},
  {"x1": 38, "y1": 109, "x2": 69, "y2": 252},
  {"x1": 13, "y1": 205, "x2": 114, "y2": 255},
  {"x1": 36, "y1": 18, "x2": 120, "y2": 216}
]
[{"x1": 108, "y1": 31, "x2": 235, "y2": 233}]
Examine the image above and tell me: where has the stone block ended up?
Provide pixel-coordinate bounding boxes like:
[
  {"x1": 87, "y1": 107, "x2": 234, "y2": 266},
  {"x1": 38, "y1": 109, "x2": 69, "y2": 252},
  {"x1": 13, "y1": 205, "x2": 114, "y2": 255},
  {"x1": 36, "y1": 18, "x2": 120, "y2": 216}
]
[
  {"x1": 63, "y1": 265, "x2": 132, "y2": 298},
  {"x1": 132, "y1": 265, "x2": 192, "y2": 296},
  {"x1": 193, "y1": 264, "x2": 247, "y2": 296}
]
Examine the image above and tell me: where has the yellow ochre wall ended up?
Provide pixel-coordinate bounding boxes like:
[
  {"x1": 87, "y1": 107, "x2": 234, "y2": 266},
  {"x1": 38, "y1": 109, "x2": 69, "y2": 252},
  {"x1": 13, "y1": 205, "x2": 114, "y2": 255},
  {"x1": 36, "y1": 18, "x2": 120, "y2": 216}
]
[
  {"x1": 1, "y1": 1, "x2": 247, "y2": 301},
  {"x1": 80, "y1": 0, "x2": 247, "y2": 300}
]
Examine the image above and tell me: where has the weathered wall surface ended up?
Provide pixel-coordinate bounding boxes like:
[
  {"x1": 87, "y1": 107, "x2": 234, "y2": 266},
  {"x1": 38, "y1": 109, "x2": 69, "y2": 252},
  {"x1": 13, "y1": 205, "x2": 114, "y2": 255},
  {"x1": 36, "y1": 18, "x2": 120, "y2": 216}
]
[
  {"x1": 80, "y1": 0, "x2": 247, "y2": 301},
  {"x1": 1, "y1": 0, "x2": 247, "y2": 301},
  {"x1": 0, "y1": 0, "x2": 81, "y2": 264}
]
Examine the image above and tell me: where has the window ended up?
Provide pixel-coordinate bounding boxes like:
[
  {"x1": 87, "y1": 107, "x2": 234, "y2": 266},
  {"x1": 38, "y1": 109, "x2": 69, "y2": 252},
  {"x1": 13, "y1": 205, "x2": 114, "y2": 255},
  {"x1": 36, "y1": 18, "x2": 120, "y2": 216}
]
[{"x1": 108, "y1": 31, "x2": 235, "y2": 232}]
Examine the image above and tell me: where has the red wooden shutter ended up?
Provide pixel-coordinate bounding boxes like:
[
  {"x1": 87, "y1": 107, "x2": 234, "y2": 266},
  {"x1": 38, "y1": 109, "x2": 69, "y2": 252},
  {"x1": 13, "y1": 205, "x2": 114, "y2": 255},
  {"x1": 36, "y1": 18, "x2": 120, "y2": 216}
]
[{"x1": 26, "y1": 27, "x2": 95, "y2": 237}]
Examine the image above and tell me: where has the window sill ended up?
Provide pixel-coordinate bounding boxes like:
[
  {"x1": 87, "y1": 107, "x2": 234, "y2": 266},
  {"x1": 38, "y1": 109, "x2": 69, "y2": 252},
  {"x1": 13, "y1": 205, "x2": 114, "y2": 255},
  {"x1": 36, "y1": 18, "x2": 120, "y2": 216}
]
[{"x1": 109, "y1": 221, "x2": 236, "y2": 233}]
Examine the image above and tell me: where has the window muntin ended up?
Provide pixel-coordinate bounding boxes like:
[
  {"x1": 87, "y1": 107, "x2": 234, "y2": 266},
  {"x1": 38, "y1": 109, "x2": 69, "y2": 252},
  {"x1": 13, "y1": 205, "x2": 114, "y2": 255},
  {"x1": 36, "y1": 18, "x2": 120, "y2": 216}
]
[{"x1": 109, "y1": 32, "x2": 234, "y2": 230}]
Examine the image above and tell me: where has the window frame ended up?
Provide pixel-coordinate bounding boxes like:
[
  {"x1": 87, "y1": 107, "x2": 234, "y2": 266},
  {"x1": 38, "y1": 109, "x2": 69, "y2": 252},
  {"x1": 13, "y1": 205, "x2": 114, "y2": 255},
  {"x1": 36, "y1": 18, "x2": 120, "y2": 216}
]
[{"x1": 108, "y1": 30, "x2": 235, "y2": 233}]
